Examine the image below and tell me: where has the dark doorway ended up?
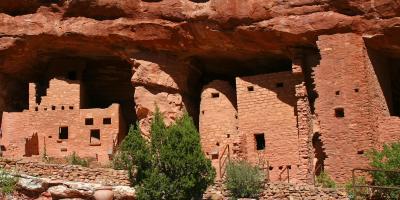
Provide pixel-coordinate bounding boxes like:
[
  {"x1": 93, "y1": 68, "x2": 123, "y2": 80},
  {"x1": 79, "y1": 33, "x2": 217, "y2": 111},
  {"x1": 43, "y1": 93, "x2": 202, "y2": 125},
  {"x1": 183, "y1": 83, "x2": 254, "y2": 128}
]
[
  {"x1": 312, "y1": 133, "x2": 326, "y2": 176},
  {"x1": 59, "y1": 127, "x2": 68, "y2": 139},
  {"x1": 24, "y1": 133, "x2": 39, "y2": 157},
  {"x1": 255, "y1": 133, "x2": 266, "y2": 150}
]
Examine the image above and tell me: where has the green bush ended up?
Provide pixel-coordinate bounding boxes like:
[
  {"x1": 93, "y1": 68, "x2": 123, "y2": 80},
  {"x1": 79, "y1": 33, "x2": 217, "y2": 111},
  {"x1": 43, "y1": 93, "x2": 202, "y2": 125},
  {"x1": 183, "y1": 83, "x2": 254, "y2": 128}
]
[
  {"x1": 66, "y1": 152, "x2": 89, "y2": 167},
  {"x1": 112, "y1": 151, "x2": 129, "y2": 170},
  {"x1": 0, "y1": 169, "x2": 18, "y2": 195},
  {"x1": 225, "y1": 160, "x2": 265, "y2": 199},
  {"x1": 316, "y1": 171, "x2": 336, "y2": 188},
  {"x1": 345, "y1": 176, "x2": 370, "y2": 200},
  {"x1": 118, "y1": 108, "x2": 215, "y2": 200},
  {"x1": 367, "y1": 142, "x2": 400, "y2": 199}
]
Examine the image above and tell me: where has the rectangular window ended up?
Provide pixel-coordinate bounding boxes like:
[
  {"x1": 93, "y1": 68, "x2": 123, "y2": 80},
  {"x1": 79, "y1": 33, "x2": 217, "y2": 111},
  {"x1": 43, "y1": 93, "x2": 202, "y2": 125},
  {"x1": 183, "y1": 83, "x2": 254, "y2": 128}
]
[
  {"x1": 255, "y1": 133, "x2": 265, "y2": 150},
  {"x1": 211, "y1": 93, "x2": 219, "y2": 98},
  {"x1": 59, "y1": 127, "x2": 68, "y2": 139},
  {"x1": 335, "y1": 107, "x2": 345, "y2": 118},
  {"x1": 85, "y1": 118, "x2": 94, "y2": 125},
  {"x1": 103, "y1": 118, "x2": 111, "y2": 125},
  {"x1": 90, "y1": 129, "x2": 100, "y2": 144}
]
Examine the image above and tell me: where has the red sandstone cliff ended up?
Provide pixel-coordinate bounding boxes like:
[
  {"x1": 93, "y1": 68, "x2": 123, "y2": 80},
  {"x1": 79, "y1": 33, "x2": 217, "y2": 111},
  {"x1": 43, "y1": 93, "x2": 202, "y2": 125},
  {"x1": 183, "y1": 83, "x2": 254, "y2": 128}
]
[{"x1": 1, "y1": 0, "x2": 400, "y2": 184}]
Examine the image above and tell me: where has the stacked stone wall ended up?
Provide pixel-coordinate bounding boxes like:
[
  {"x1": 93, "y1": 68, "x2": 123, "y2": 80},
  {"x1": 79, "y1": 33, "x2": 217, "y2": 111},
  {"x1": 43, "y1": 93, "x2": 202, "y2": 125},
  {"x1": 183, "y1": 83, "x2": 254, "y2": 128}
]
[
  {"x1": 377, "y1": 117, "x2": 400, "y2": 146},
  {"x1": 1, "y1": 77, "x2": 123, "y2": 163},
  {"x1": 199, "y1": 80, "x2": 238, "y2": 178},
  {"x1": 0, "y1": 159, "x2": 130, "y2": 186},
  {"x1": 236, "y1": 72, "x2": 304, "y2": 183},
  {"x1": 314, "y1": 33, "x2": 377, "y2": 183},
  {"x1": 204, "y1": 182, "x2": 348, "y2": 200}
]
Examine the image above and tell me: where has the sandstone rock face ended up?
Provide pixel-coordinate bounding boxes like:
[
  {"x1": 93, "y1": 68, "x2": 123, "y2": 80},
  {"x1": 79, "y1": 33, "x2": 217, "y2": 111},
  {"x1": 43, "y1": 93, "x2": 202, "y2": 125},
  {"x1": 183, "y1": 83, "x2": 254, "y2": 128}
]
[{"x1": 0, "y1": 0, "x2": 400, "y2": 186}]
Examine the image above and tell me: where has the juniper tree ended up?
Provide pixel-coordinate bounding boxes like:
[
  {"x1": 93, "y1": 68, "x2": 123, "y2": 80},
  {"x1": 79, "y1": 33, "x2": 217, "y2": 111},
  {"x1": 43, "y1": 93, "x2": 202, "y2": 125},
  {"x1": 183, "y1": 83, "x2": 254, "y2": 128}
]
[{"x1": 118, "y1": 108, "x2": 215, "y2": 200}]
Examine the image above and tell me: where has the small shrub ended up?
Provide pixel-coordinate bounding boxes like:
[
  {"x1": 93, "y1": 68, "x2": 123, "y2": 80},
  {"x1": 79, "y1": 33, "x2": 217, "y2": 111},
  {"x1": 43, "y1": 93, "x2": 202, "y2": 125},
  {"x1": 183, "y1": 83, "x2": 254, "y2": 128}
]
[
  {"x1": 66, "y1": 152, "x2": 89, "y2": 167},
  {"x1": 345, "y1": 176, "x2": 370, "y2": 200},
  {"x1": 225, "y1": 160, "x2": 265, "y2": 199},
  {"x1": 0, "y1": 169, "x2": 18, "y2": 195},
  {"x1": 316, "y1": 171, "x2": 336, "y2": 188},
  {"x1": 367, "y1": 142, "x2": 400, "y2": 199},
  {"x1": 112, "y1": 151, "x2": 129, "y2": 170}
]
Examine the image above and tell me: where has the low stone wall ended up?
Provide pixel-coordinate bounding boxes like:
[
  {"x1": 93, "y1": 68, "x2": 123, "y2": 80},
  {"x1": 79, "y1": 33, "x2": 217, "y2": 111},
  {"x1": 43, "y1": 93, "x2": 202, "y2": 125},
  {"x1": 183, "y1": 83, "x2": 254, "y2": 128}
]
[
  {"x1": 204, "y1": 182, "x2": 349, "y2": 200},
  {"x1": 0, "y1": 159, "x2": 130, "y2": 186}
]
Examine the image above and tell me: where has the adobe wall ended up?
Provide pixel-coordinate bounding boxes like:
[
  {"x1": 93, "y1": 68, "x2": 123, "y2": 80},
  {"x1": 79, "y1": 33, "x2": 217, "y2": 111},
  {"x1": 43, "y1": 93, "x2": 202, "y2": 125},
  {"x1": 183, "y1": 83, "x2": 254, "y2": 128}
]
[
  {"x1": 236, "y1": 71, "x2": 305, "y2": 183},
  {"x1": 199, "y1": 80, "x2": 238, "y2": 178},
  {"x1": 314, "y1": 33, "x2": 378, "y2": 183}
]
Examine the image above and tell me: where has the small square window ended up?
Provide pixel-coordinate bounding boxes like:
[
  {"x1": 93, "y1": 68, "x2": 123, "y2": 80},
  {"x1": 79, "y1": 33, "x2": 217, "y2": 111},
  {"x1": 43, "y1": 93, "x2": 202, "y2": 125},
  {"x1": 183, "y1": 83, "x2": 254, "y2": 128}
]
[
  {"x1": 357, "y1": 150, "x2": 364, "y2": 155},
  {"x1": 85, "y1": 118, "x2": 94, "y2": 125},
  {"x1": 69, "y1": 106, "x2": 74, "y2": 110},
  {"x1": 103, "y1": 118, "x2": 111, "y2": 125},
  {"x1": 59, "y1": 127, "x2": 68, "y2": 139},
  {"x1": 61, "y1": 106, "x2": 65, "y2": 110},
  {"x1": 52, "y1": 106, "x2": 56, "y2": 110},
  {"x1": 354, "y1": 88, "x2": 359, "y2": 93},
  {"x1": 35, "y1": 107, "x2": 39, "y2": 111},
  {"x1": 211, "y1": 93, "x2": 219, "y2": 98},
  {"x1": 44, "y1": 107, "x2": 47, "y2": 111},
  {"x1": 247, "y1": 86, "x2": 254, "y2": 91},
  {"x1": 276, "y1": 82, "x2": 284, "y2": 88},
  {"x1": 335, "y1": 91, "x2": 340, "y2": 95},
  {"x1": 335, "y1": 108, "x2": 345, "y2": 118},
  {"x1": 254, "y1": 133, "x2": 265, "y2": 150},
  {"x1": 90, "y1": 129, "x2": 100, "y2": 144}
]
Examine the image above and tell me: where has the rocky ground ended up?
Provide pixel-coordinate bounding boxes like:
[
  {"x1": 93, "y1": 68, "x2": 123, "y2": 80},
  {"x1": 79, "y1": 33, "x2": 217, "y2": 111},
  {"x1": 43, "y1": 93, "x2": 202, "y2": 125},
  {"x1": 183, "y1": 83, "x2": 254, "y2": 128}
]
[{"x1": 2, "y1": 174, "x2": 135, "y2": 200}]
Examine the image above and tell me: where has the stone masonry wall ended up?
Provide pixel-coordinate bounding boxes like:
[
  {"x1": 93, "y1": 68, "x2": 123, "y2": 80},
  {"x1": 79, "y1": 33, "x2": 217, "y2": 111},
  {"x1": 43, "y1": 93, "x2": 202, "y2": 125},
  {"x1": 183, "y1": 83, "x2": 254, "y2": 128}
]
[
  {"x1": 236, "y1": 71, "x2": 304, "y2": 183},
  {"x1": 204, "y1": 182, "x2": 348, "y2": 200},
  {"x1": 29, "y1": 78, "x2": 80, "y2": 111},
  {"x1": 377, "y1": 117, "x2": 400, "y2": 146},
  {"x1": 199, "y1": 80, "x2": 238, "y2": 179},
  {"x1": 0, "y1": 159, "x2": 130, "y2": 186},
  {"x1": 314, "y1": 33, "x2": 377, "y2": 183},
  {"x1": 1, "y1": 78, "x2": 124, "y2": 163}
]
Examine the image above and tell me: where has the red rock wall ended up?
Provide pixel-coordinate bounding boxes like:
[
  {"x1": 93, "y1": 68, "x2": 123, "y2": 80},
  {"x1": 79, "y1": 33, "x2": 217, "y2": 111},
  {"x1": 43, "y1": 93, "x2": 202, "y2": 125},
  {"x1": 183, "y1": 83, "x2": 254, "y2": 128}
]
[
  {"x1": 377, "y1": 117, "x2": 400, "y2": 146},
  {"x1": 314, "y1": 33, "x2": 379, "y2": 182},
  {"x1": 199, "y1": 80, "x2": 238, "y2": 178},
  {"x1": 1, "y1": 78, "x2": 124, "y2": 163},
  {"x1": 0, "y1": 159, "x2": 130, "y2": 186},
  {"x1": 236, "y1": 71, "x2": 305, "y2": 183}
]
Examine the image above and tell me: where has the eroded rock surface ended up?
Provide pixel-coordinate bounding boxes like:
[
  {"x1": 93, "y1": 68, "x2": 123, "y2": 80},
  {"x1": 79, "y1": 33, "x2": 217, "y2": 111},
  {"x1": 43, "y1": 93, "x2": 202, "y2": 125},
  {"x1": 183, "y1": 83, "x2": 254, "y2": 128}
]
[{"x1": 13, "y1": 174, "x2": 135, "y2": 200}]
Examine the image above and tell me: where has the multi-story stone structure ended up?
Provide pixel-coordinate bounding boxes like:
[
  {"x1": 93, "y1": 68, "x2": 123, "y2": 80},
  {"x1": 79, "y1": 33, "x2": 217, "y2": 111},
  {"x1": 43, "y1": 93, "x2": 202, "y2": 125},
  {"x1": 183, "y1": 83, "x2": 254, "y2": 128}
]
[
  {"x1": 199, "y1": 34, "x2": 400, "y2": 184},
  {"x1": 0, "y1": 65, "x2": 125, "y2": 163}
]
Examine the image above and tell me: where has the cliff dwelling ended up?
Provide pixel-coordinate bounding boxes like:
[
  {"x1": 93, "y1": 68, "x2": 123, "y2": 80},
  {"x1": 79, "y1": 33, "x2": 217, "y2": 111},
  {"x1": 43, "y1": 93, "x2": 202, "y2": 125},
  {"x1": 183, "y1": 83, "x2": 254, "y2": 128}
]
[
  {"x1": 0, "y1": 57, "x2": 134, "y2": 163},
  {"x1": 1, "y1": 0, "x2": 400, "y2": 188}
]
